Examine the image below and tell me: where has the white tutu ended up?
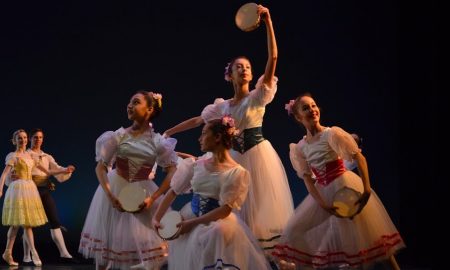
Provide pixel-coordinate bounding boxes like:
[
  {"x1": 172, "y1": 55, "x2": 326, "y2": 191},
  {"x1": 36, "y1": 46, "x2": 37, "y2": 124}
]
[
  {"x1": 273, "y1": 171, "x2": 405, "y2": 269},
  {"x1": 79, "y1": 170, "x2": 168, "y2": 270},
  {"x1": 200, "y1": 76, "x2": 295, "y2": 253},
  {"x1": 168, "y1": 203, "x2": 272, "y2": 270},
  {"x1": 231, "y1": 140, "x2": 294, "y2": 250}
]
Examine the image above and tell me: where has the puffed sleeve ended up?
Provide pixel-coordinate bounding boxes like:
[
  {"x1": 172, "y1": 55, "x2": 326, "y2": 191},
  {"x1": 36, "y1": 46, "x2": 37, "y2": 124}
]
[
  {"x1": 47, "y1": 155, "x2": 72, "y2": 183},
  {"x1": 5, "y1": 152, "x2": 15, "y2": 167},
  {"x1": 201, "y1": 98, "x2": 225, "y2": 122},
  {"x1": 219, "y1": 166, "x2": 250, "y2": 210},
  {"x1": 170, "y1": 157, "x2": 195, "y2": 195},
  {"x1": 154, "y1": 133, "x2": 178, "y2": 168},
  {"x1": 289, "y1": 140, "x2": 312, "y2": 179},
  {"x1": 95, "y1": 128, "x2": 125, "y2": 167},
  {"x1": 252, "y1": 75, "x2": 279, "y2": 106},
  {"x1": 327, "y1": 126, "x2": 361, "y2": 162}
]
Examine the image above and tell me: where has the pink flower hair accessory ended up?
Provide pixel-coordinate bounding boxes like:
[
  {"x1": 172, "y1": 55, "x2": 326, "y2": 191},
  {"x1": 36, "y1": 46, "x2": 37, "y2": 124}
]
[
  {"x1": 222, "y1": 115, "x2": 235, "y2": 127},
  {"x1": 221, "y1": 115, "x2": 239, "y2": 135},
  {"x1": 285, "y1": 100, "x2": 295, "y2": 115}
]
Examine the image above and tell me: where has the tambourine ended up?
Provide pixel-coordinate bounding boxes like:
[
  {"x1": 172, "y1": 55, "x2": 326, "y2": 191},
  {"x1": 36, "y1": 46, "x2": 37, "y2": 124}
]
[
  {"x1": 235, "y1": 2, "x2": 260, "y2": 32},
  {"x1": 118, "y1": 183, "x2": 147, "y2": 212},
  {"x1": 332, "y1": 186, "x2": 361, "y2": 218},
  {"x1": 157, "y1": 211, "x2": 182, "y2": 241}
]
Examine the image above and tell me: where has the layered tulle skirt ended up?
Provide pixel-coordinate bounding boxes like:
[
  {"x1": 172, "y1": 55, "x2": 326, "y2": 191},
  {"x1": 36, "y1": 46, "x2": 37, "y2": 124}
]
[
  {"x1": 79, "y1": 170, "x2": 167, "y2": 270},
  {"x1": 273, "y1": 170, "x2": 405, "y2": 269},
  {"x1": 168, "y1": 203, "x2": 272, "y2": 270},
  {"x1": 231, "y1": 140, "x2": 294, "y2": 251},
  {"x1": 2, "y1": 179, "x2": 47, "y2": 227}
]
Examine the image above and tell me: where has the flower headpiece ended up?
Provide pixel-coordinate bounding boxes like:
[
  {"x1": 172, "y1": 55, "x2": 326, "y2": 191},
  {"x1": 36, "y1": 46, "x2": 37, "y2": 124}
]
[
  {"x1": 149, "y1": 92, "x2": 162, "y2": 108},
  {"x1": 152, "y1": 92, "x2": 162, "y2": 100},
  {"x1": 224, "y1": 62, "x2": 232, "y2": 82},
  {"x1": 221, "y1": 115, "x2": 239, "y2": 135},
  {"x1": 285, "y1": 100, "x2": 295, "y2": 115}
]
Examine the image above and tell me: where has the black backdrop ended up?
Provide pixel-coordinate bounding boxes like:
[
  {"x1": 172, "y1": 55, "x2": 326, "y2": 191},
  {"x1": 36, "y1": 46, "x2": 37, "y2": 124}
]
[{"x1": 0, "y1": 1, "x2": 435, "y2": 268}]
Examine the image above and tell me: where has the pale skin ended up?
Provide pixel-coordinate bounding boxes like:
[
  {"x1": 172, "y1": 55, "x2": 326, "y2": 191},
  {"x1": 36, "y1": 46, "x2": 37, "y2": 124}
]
[
  {"x1": 294, "y1": 96, "x2": 371, "y2": 217},
  {"x1": 294, "y1": 96, "x2": 400, "y2": 270},
  {"x1": 153, "y1": 123, "x2": 238, "y2": 235},
  {"x1": 96, "y1": 93, "x2": 176, "y2": 213},
  {"x1": 0, "y1": 131, "x2": 43, "y2": 266},
  {"x1": 164, "y1": 5, "x2": 277, "y2": 137}
]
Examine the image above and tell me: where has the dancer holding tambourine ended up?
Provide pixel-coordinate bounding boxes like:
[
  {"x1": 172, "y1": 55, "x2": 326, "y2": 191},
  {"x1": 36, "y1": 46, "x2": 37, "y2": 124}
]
[
  {"x1": 273, "y1": 94, "x2": 404, "y2": 270},
  {"x1": 154, "y1": 116, "x2": 271, "y2": 270},
  {"x1": 79, "y1": 91, "x2": 178, "y2": 270},
  {"x1": 163, "y1": 3, "x2": 294, "y2": 253}
]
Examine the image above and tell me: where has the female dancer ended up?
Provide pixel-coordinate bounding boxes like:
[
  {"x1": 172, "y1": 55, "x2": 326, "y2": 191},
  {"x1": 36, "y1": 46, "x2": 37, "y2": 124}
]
[
  {"x1": 164, "y1": 5, "x2": 293, "y2": 252},
  {"x1": 153, "y1": 116, "x2": 271, "y2": 269},
  {"x1": 273, "y1": 94, "x2": 404, "y2": 269},
  {"x1": 79, "y1": 91, "x2": 178, "y2": 270}
]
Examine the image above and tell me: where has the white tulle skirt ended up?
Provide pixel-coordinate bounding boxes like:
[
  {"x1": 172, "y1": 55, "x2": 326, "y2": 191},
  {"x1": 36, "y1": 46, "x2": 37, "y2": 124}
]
[
  {"x1": 79, "y1": 170, "x2": 168, "y2": 270},
  {"x1": 273, "y1": 170, "x2": 405, "y2": 269},
  {"x1": 167, "y1": 203, "x2": 272, "y2": 270},
  {"x1": 231, "y1": 140, "x2": 294, "y2": 251}
]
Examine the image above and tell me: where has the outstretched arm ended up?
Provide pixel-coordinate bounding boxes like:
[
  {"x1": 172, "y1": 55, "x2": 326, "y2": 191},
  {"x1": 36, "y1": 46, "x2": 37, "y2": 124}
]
[
  {"x1": 259, "y1": 5, "x2": 278, "y2": 88},
  {"x1": 164, "y1": 116, "x2": 203, "y2": 137}
]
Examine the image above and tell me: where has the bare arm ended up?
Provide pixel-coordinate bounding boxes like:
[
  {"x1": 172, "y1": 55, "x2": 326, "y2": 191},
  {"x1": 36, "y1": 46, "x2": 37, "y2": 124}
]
[
  {"x1": 178, "y1": 204, "x2": 232, "y2": 235},
  {"x1": 95, "y1": 161, "x2": 123, "y2": 211},
  {"x1": 140, "y1": 164, "x2": 177, "y2": 210},
  {"x1": 0, "y1": 166, "x2": 12, "y2": 198},
  {"x1": 353, "y1": 152, "x2": 371, "y2": 215},
  {"x1": 153, "y1": 188, "x2": 178, "y2": 229},
  {"x1": 164, "y1": 116, "x2": 203, "y2": 137},
  {"x1": 303, "y1": 173, "x2": 339, "y2": 216},
  {"x1": 259, "y1": 5, "x2": 278, "y2": 88}
]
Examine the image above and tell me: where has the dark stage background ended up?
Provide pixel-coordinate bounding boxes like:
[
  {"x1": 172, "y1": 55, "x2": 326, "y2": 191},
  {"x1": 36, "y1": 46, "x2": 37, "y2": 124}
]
[{"x1": 0, "y1": 0, "x2": 435, "y2": 269}]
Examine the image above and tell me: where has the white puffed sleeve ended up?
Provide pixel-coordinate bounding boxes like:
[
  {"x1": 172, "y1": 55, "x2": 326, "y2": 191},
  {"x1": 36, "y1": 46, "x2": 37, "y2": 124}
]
[
  {"x1": 5, "y1": 152, "x2": 15, "y2": 167},
  {"x1": 95, "y1": 128, "x2": 125, "y2": 167},
  {"x1": 219, "y1": 166, "x2": 250, "y2": 210},
  {"x1": 327, "y1": 126, "x2": 361, "y2": 162},
  {"x1": 252, "y1": 75, "x2": 279, "y2": 106},
  {"x1": 170, "y1": 158, "x2": 195, "y2": 195},
  {"x1": 201, "y1": 98, "x2": 225, "y2": 122},
  {"x1": 289, "y1": 140, "x2": 312, "y2": 179},
  {"x1": 154, "y1": 133, "x2": 178, "y2": 168}
]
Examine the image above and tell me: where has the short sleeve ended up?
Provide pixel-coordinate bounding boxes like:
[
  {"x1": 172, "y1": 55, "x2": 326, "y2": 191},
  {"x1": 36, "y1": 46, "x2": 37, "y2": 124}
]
[
  {"x1": 252, "y1": 75, "x2": 279, "y2": 106},
  {"x1": 289, "y1": 141, "x2": 312, "y2": 179},
  {"x1": 5, "y1": 152, "x2": 15, "y2": 167},
  {"x1": 219, "y1": 166, "x2": 250, "y2": 210},
  {"x1": 201, "y1": 98, "x2": 225, "y2": 122},
  {"x1": 95, "y1": 128, "x2": 125, "y2": 166},
  {"x1": 170, "y1": 158, "x2": 195, "y2": 195},
  {"x1": 327, "y1": 126, "x2": 361, "y2": 162},
  {"x1": 154, "y1": 133, "x2": 178, "y2": 168}
]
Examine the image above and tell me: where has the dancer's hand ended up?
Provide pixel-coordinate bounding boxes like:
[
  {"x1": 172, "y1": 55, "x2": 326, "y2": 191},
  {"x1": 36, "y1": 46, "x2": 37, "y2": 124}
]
[{"x1": 109, "y1": 195, "x2": 124, "y2": 212}]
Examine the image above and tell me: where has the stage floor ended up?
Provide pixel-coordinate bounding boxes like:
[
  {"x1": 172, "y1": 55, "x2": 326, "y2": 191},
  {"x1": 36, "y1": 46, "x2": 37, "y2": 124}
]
[{"x1": 0, "y1": 264, "x2": 431, "y2": 270}]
